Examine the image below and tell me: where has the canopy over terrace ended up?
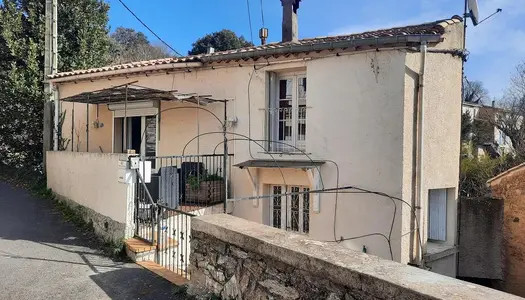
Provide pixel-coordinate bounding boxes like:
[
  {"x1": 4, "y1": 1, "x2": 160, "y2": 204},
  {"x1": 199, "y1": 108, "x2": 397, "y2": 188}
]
[
  {"x1": 59, "y1": 83, "x2": 228, "y2": 155},
  {"x1": 60, "y1": 83, "x2": 225, "y2": 105}
]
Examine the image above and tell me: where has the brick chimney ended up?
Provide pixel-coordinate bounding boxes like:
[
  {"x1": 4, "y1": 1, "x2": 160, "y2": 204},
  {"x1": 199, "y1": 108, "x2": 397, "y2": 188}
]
[{"x1": 281, "y1": 0, "x2": 300, "y2": 43}]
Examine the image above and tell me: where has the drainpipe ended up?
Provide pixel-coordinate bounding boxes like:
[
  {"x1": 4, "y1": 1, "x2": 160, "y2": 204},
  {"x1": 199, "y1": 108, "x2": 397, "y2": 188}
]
[
  {"x1": 416, "y1": 41, "x2": 428, "y2": 266},
  {"x1": 53, "y1": 86, "x2": 59, "y2": 151}
]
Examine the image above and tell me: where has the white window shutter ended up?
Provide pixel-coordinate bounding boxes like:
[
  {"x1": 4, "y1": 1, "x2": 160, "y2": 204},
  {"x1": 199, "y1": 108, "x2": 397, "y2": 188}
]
[{"x1": 428, "y1": 189, "x2": 447, "y2": 241}]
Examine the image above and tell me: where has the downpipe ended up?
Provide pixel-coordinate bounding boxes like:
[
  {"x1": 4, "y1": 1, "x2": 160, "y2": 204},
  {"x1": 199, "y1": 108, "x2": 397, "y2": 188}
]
[{"x1": 416, "y1": 42, "x2": 428, "y2": 267}]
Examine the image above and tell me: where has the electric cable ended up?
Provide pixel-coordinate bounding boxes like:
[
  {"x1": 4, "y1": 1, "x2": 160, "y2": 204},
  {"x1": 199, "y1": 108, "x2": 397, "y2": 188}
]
[
  {"x1": 211, "y1": 137, "x2": 325, "y2": 189},
  {"x1": 117, "y1": 0, "x2": 183, "y2": 56},
  {"x1": 246, "y1": 0, "x2": 254, "y2": 44},
  {"x1": 260, "y1": 0, "x2": 265, "y2": 28}
]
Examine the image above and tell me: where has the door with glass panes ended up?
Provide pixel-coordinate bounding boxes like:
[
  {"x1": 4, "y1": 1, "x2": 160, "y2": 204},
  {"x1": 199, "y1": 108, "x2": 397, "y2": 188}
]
[{"x1": 270, "y1": 185, "x2": 310, "y2": 234}]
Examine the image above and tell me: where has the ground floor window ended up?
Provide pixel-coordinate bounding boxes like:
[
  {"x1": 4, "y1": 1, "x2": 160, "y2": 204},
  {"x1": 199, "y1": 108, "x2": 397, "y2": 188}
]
[
  {"x1": 428, "y1": 188, "x2": 448, "y2": 241},
  {"x1": 270, "y1": 185, "x2": 310, "y2": 234}
]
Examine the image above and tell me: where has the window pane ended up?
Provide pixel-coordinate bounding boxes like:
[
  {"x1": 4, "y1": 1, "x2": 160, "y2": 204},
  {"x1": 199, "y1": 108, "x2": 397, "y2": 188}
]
[
  {"x1": 278, "y1": 100, "x2": 293, "y2": 143},
  {"x1": 303, "y1": 188, "x2": 310, "y2": 234},
  {"x1": 290, "y1": 186, "x2": 300, "y2": 232},
  {"x1": 279, "y1": 79, "x2": 292, "y2": 99},
  {"x1": 298, "y1": 77, "x2": 307, "y2": 100},
  {"x1": 272, "y1": 186, "x2": 282, "y2": 229}
]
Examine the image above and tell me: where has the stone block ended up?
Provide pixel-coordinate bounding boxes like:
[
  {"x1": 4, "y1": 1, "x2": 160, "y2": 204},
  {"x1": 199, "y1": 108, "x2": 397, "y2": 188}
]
[{"x1": 259, "y1": 279, "x2": 299, "y2": 300}]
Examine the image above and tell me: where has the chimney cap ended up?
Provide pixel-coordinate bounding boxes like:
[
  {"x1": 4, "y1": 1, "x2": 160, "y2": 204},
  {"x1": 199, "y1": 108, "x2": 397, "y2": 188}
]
[{"x1": 281, "y1": 0, "x2": 301, "y2": 11}]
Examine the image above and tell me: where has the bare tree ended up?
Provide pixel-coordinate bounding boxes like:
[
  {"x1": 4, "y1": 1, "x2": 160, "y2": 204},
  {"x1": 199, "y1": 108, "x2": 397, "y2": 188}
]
[
  {"x1": 463, "y1": 78, "x2": 489, "y2": 104},
  {"x1": 494, "y1": 62, "x2": 525, "y2": 157}
]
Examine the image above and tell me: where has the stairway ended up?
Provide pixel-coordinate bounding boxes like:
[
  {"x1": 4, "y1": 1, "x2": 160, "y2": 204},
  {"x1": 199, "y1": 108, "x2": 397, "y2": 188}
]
[{"x1": 124, "y1": 237, "x2": 189, "y2": 286}]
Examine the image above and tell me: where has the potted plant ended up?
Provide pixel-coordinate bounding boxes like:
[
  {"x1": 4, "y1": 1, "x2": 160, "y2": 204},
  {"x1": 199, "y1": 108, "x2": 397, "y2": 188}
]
[{"x1": 185, "y1": 173, "x2": 225, "y2": 205}]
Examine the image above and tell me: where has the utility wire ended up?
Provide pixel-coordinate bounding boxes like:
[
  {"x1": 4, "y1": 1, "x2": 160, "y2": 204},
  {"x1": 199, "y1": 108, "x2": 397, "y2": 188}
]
[
  {"x1": 246, "y1": 0, "x2": 254, "y2": 44},
  {"x1": 260, "y1": 0, "x2": 265, "y2": 27},
  {"x1": 117, "y1": 0, "x2": 183, "y2": 57}
]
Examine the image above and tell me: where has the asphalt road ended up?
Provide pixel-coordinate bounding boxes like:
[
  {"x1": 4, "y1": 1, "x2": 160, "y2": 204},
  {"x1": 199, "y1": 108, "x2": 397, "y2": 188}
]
[{"x1": 0, "y1": 181, "x2": 184, "y2": 300}]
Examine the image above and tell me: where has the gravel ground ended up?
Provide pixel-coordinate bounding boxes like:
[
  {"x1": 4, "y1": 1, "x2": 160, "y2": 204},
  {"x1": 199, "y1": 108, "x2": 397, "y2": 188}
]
[{"x1": 0, "y1": 180, "x2": 186, "y2": 300}]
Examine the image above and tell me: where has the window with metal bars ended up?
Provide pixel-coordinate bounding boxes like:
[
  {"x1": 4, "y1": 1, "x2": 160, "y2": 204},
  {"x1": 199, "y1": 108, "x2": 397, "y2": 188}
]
[{"x1": 270, "y1": 185, "x2": 310, "y2": 234}]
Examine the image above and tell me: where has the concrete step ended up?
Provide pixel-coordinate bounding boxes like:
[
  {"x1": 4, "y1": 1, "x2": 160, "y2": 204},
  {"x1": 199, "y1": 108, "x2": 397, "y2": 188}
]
[
  {"x1": 124, "y1": 237, "x2": 179, "y2": 262},
  {"x1": 136, "y1": 261, "x2": 189, "y2": 286}
]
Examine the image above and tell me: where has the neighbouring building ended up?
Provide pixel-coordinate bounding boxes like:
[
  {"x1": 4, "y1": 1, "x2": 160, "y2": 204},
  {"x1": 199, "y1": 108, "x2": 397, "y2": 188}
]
[
  {"x1": 46, "y1": 1, "x2": 464, "y2": 277},
  {"x1": 488, "y1": 163, "x2": 525, "y2": 297},
  {"x1": 462, "y1": 101, "x2": 513, "y2": 157}
]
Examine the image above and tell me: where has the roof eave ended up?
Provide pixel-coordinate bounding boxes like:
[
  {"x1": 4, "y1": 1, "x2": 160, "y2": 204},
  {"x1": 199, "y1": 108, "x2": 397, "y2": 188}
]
[
  {"x1": 201, "y1": 34, "x2": 442, "y2": 63},
  {"x1": 48, "y1": 61, "x2": 203, "y2": 84}
]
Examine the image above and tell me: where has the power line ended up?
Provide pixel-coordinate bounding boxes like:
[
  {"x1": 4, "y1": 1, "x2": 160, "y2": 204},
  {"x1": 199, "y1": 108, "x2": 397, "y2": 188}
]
[
  {"x1": 246, "y1": 0, "x2": 254, "y2": 44},
  {"x1": 117, "y1": 0, "x2": 183, "y2": 57},
  {"x1": 260, "y1": 0, "x2": 265, "y2": 28}
]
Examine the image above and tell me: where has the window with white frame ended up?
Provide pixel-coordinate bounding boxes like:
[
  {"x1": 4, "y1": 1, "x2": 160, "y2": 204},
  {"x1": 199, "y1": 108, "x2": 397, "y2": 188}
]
[
  {"x1": 268, "y1": 73, "x2": 307, "y2": 152},
  {"x1": 428, "y1": 189, "x2": 448, "y2": 241},
  {"x1": 270, "y1": 185, "x2": 310, "y2": 234}
]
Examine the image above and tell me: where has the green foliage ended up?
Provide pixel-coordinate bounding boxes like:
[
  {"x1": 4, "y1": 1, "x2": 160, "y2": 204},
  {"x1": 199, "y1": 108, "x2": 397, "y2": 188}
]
[
  {"x1": 472, "y1": 118, "x2": 495, "y2": 146},
  {"x1": 0, "y1": 0, "x2": 111, "y2": 170},
  {"x1": 110, "y1": 27, "x2": 171, "y2": 63},
  {"x1": 459, "y1": 145, "x2": 523, "y2": 198},
  {"x1": 187, "y1": 173, "x2": 224, "y2": 190},
  {"x1": 57, "y1": 0, "x2": 112, "y2": 71},
  {"x1": 188, "y1": 29, "x2": 253, "y2": 55},
  {"x1": 460, "y1": 154, "x2": 500, "y2": 197},
  {"x1": 461, "y1": 111, "x2": 472, "y2": 142}
]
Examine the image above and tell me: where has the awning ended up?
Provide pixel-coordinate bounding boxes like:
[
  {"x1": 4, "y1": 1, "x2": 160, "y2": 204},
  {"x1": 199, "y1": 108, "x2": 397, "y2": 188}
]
[
  {"x1": 234, "y1": 159, "x2": 325, "y2": 169},
  {"x1": 60, "y1": 83, "x2": 225, "y2": 105}
]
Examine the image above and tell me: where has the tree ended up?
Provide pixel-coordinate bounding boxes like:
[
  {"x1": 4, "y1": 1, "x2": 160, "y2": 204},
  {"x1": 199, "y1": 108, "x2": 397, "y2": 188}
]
[
  {"x1": 461, "y1": 110, "x2": 473, "y2": 142},
  {"x1": 188, "y1": 29, "x2": 253, "y2": 55},
  {"x1": 0, "y1": 0, "x2": 111, "y2": 170},
  {"x1": 463, "y1": 78, "x2": 489, "y2": 104},
  {"x1": 109, "y1": 27, "x2": 171, "y2": 63},
  {"x1": 493, "y1": 62, "x2": 525, "y2": 158}
]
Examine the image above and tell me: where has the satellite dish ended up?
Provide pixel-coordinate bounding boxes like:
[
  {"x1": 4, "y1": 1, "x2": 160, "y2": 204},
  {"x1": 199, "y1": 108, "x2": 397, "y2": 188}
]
[{"x1": 468, "y1": 0, "x2": 480, "y2": 26}]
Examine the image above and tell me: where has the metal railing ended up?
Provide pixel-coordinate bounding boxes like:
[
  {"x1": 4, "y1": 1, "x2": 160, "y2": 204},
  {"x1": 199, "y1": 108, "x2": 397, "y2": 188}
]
[
  {"x1": 135, "y1": 171, "x2": 157, "y2": 244},
  {"x1": 143, "y1": 154, "x2": 233, "y2": 214},
  {"x1": 156, "y1": 204, "x2": 194, "y2": 279},
  {"x1": 262, "y1": 107, "x2": 307, "y2": 152},
  {"x1": 133, "y1": 154, "x2": 232, "y2": 278}
]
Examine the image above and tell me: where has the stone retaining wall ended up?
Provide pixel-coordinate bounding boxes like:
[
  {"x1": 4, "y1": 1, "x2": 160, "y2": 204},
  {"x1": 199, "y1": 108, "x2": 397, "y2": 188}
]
[{"x1": 189, "y1": 214, "x2": 520, "y2": 300}]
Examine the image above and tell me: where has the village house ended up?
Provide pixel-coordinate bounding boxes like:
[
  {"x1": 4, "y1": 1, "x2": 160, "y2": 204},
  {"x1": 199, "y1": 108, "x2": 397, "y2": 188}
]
[
  {"x1": 462, "y1": 101, "x2": 513, "y2": 157},
  {"x1": 46, "y1": 0, "x2": 464, "y2": 278}
]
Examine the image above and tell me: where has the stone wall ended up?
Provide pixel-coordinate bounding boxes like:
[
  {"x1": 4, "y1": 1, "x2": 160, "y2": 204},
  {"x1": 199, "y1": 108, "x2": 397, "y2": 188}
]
[
  {"x1": 489, "y1": 164, "x2": 525, "y2": 297},
  {"x1": 189, "y1": 214, "x2": 520, "y2": 300}
]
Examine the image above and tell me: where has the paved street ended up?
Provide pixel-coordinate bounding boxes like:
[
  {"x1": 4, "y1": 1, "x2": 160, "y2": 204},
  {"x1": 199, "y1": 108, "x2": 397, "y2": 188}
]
[{"x1": 0, "y1": 181, "x2": 183, "y2": 300}]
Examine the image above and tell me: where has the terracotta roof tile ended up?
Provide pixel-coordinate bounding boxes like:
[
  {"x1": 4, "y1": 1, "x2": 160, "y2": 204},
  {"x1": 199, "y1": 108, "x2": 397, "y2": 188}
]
[{"x1": 49, "y1": 15, "x2": 462, "y2": 80}]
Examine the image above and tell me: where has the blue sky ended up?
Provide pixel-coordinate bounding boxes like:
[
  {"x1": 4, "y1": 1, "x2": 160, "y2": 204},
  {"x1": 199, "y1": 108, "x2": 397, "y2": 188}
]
[{"x1": 106, "y1": 0, "x2": 524, "y2": 99}]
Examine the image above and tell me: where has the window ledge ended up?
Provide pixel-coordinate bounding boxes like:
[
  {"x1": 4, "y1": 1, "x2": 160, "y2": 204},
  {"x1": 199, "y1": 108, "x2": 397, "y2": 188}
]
[{"x1": 424, "y1": 242, "x2": 457, "y2": 262}]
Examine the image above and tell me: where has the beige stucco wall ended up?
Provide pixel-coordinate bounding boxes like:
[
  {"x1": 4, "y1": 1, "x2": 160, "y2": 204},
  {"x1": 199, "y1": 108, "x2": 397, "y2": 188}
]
[
  {"x1": 46, "y1": 151, "x2": 128, "y2": 223},
  {"x1": 53, "y1": 22, "x2": 463, "y2": 268},
  {"x1": 401, "y1": 23, "x2": 463, "y2": 274},
  {"x1": 304, "y1": 50, "x2": 407, "y2": 261}
]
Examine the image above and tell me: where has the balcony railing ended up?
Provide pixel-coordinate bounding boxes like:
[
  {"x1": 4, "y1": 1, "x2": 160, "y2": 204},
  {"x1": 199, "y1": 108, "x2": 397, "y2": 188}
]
[{"x1": 262, "y1": 106, "x2": 307, "y2": 153}]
